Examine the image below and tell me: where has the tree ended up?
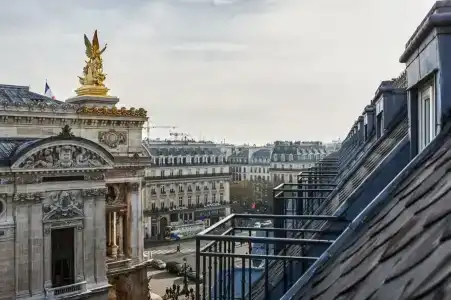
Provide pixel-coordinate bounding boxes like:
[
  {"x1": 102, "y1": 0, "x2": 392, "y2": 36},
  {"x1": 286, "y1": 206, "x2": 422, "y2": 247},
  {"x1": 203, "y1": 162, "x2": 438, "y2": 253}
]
[{"x1": 230, "y1": 181, "x2": 255, "y2": 208}]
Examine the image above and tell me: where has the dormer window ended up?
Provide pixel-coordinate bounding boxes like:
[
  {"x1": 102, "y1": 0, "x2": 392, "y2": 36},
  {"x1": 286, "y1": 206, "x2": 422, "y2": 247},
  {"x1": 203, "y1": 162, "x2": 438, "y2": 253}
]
[
  {"x1": 364, "y1": 114, "x2": 368, "y2": 140},
  {"x1": 376, "y1": 97, "x2": 384, "y2": 138},
  {"x1": 418, "y1": 81, "x2": 436, "y2": 152}
]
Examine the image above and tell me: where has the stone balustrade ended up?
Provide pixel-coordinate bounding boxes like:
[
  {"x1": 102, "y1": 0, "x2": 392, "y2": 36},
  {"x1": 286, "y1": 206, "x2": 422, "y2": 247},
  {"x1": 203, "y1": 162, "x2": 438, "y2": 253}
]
[{"x1": 44, "y1": 281, "x2": 87, "y2": 299}]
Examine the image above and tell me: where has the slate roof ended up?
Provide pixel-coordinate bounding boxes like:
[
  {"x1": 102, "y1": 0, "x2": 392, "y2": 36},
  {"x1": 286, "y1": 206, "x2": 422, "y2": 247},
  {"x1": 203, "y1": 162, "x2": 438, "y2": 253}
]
[
  {"x1": 251, "y1": 149, "x2": 271, "y2": 159},
  {"x1": 229, "y1": 148, "x2": 249, "y2": 159},
  {"x1": 0, "y1": 138, "x2": 37, "y2": 166},
  {"x1": 0, "y1": 84, "x2": 64, "y2": 106},
  {"x1": 142, "y1": 145, "x2": 222, "y2": 156},
  {"x1": 294, "y1": 133, "x2": 451, "y2": 299}
]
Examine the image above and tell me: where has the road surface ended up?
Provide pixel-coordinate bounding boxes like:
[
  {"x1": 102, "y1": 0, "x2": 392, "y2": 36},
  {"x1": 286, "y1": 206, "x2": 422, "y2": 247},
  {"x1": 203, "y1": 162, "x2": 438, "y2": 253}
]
[{"x1": 146, "y1": 235, "x2": 256, "y2": 297}]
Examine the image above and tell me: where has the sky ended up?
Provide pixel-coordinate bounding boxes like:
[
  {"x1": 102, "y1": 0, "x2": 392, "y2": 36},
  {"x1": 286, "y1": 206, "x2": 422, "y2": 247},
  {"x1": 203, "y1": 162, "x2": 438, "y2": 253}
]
[{"x1": 0, "y1": 0, "x2": 437, "y2": 145}]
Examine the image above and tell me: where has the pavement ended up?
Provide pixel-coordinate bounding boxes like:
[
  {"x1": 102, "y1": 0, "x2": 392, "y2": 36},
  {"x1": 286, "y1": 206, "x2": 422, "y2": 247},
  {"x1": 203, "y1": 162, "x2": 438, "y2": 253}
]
[{"x1": 146, "y1": 234, "x2": 256, "y2": 297}]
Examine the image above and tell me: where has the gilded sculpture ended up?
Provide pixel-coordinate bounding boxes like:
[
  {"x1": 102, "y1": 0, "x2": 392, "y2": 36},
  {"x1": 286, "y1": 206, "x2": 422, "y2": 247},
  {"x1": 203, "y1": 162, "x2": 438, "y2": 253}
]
[
  {"x1": 76, "y1": 30, "x2": 110, "y2": 97},
  {"x1": 77, "y1": 105, "x2": 148, "y2": 117}
]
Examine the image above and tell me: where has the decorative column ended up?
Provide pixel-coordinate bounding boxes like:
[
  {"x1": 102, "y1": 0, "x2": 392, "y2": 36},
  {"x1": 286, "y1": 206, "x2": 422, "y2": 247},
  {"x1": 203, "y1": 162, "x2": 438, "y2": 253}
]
[
  {"x1": 15, "y1": 197, "x2": 30, "y2": 296},
  {"x1": 111, "y1": 211, "x2": 118, "y2": 259},
  {"x1": 82, "y1": 192, "x2": 95, "y2": 284},
  {"x1": 118, "y1": 212, "x2": 124, "y2": 258},
  {"x1": 107, "y1": 213, "x2": 112, "y2": 256},
  {"x1": 124, "y1": 184, "x2": 132, "y2": 257},
  {"x1": 75, "y1": 224, "x2": 84, "y2": 282},
  {"x1": 94, "y1": 189, "x2": 108, "y2": 284},
  {"x1": 30, "y1": 199, "x2": 44, "y2": 296},
  {"x1": 43, "y1": 225, "x2": 52, "y2": 289}
]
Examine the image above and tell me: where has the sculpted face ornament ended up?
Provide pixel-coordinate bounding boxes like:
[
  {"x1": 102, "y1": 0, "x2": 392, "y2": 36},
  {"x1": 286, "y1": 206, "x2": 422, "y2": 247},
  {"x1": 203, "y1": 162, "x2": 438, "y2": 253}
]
[{"x1": 56, "y1": 146, "x2": 75, "y2": 168}]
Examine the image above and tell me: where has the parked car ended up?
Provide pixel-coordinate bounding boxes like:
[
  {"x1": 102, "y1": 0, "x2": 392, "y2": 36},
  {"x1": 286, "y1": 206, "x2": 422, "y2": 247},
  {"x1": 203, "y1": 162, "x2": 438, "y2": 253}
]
[
  {"x1": 150, "y1": 259, "x2": 166, "y2": 270},
  {"x1": 166, "y1": 261, "x2": 187, "y2": 275},
  {"x1": 186, "y1": 271, "x2": 204, "y2": 284}
]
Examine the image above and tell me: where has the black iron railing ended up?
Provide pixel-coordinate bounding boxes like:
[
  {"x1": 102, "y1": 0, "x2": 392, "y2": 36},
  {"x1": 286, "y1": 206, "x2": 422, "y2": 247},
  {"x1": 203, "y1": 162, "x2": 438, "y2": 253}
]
[{"x1": 194, "y1": 157, "x2": 349, "y2": 300}]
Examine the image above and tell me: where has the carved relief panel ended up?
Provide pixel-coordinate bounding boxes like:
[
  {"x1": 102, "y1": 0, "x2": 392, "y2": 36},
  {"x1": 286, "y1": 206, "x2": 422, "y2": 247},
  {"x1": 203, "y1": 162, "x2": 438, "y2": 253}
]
[
  {"x1": 42, "y1": 190, "x2": 84, "y2": 221},
  {"x1": 98, "y1": 129, "x2": 127, "y2": 149},
  {"x1": 106, "y1": 184, "x2": 126, "y2": 206},
  {"x1": 18, "y1": 145, "x2": 108, "y2": 169}
]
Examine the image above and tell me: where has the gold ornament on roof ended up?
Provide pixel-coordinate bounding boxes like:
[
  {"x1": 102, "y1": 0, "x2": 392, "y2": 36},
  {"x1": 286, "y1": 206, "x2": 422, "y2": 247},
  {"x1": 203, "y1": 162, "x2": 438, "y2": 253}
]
[{"x1": 75, "y1": 30, "x2": 110, "y2": 97}]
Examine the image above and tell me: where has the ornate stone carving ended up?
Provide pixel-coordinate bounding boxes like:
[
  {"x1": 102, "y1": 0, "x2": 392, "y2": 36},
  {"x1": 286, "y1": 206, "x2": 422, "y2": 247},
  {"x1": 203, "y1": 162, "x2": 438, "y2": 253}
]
[
  {"x1": 43, "y1": 191, "x2": 84, "y2": 220},
  {"x1": 18, "y1": 145, "x2": 108, "y2": 169},
  {"x1": 84, "y1": 174, "x2": 105, "y2": 181},
  {"x1": 98, "y1": 130, "x2": 127, "y2": 148},
  {"x1": 106, "y1": 184, "x2": 125, "y2": 205},
  {"x1": 0, "y1": 227, "x2": 14, "y2": 241},
  {"x1": 13, "y1": 192, "x2": 44, "y2": 203},
  {"x1": 15, "y1": 174, "x2": 41, "y2": 184},
  {"x1": 43, "y1": 227, "x2": 51, "y2": 235},
  {"x1": 58, "y1": 125, "x2": 75, "y2": 138},
  {"x1": 81, "y1": 188, "x2": 107, "y2": 197},
  {"x1": 131, "y1": 183, "x2": 140, "y2": 192}
]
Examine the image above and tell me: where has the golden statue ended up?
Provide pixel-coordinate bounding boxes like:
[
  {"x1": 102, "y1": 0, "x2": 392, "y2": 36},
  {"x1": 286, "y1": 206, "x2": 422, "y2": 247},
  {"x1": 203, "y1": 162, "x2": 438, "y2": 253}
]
[{"x1": 75, "y1": 30, "x2": 110, "y2": 97}]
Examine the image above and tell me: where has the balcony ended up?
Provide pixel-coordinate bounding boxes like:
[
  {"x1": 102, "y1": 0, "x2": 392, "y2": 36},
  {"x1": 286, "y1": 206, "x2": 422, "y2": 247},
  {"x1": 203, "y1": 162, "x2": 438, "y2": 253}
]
[
  {"x1": 144, "y1": 202, "x2": 230, "y2": 216},
  {"x1": 45, "y1": 281, "x2": 87, "y2": 299},
  {"x1": 145, "y1": 172, "x2": 231, "y2": 181},
  {"x1": 194, "y1": 158, "x2": 346, "y2": 300}
]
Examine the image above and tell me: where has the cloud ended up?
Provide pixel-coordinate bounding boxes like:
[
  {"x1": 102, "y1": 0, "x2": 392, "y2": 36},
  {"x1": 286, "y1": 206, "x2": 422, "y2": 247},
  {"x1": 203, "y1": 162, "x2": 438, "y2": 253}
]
[{"x1": 0, "y1": 0, "x2": 437, "y2": 144}]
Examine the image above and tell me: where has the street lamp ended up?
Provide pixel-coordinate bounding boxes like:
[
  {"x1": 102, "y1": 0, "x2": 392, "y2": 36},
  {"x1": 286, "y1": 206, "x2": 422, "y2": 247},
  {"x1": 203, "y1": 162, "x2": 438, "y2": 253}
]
[{"x1": 182, "y1": 257, "x2": 189, "y2": 294}]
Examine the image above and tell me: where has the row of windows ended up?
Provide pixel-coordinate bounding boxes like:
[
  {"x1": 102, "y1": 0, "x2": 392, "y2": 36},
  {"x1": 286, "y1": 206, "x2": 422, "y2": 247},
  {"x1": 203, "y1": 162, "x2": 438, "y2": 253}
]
[
  {"x1": 230, "y1": 166, "x2": 269, "y2": 173},
  {"x1": 149, "y1": 182, "x2": 225, "y2": 194},
  {"x1": 229, "y1": 158, "x2": 270, "y2": 164},
  {"x1": 149, "y1": 194, "x2": 225, "y2": 209},
  {"x1": 271, "y1": 163, "x2": 314, "y2": 169},
  {"x1": 152, "y1": 156, "x2": 226, "y2": 165},
  {"x1": 232, "y1": 174, "x2": 271, "y2": 182},
  {"x1": 272, "y1": 153, "x2": 326, "y2": 162},
  {"x1": 148, "y1": 167, "x2": 226, "y2": 177}
]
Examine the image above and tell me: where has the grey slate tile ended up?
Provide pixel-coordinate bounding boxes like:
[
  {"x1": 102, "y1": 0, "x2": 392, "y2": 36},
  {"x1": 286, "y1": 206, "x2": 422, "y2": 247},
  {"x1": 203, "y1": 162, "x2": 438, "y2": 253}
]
[{"x1": 297, "y1": 136, "x2": 451, "y2": 300}]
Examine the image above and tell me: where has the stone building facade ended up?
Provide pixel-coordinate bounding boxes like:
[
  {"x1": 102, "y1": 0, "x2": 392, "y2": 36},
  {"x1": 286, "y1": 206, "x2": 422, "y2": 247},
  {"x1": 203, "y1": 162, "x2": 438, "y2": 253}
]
[
  {"x1": 142, "y1": 140, "x2": 231, "y2": 240},
  {"x1": 0, "y1": 47, "x2": 150, "y2": 300}
]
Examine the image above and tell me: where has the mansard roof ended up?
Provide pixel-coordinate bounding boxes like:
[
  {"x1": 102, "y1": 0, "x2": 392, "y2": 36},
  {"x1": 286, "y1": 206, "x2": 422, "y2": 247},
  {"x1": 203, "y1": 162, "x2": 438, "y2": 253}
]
[
  {"x1": 229, "y1": 148, "x2": 249, "y2": 159},
  {"x1": 0, "y1": 84, "x2": 64, "y2": 106},
  {"x1": 142, "y1": 144, "x2": 223, "y2": 157},
  {"x1": 251, "y1": 149, "x2": 271, "y2": 159},
  {"x1": 294, "y1": 128, "x2": 451, "y2": 299}
]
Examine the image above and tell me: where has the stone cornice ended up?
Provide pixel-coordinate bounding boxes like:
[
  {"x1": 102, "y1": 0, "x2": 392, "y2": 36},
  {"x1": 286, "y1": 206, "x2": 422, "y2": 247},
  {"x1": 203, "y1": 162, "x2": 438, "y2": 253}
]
[
  {"x1": 0, "y1": 115, "x2": 146, "y2": 128},
  {"x1": 81, "y1": 188, "x2": 108, "y2": 197},
  {"x1": 13, "y1": 192, "x2": 45, "y2": 203}
]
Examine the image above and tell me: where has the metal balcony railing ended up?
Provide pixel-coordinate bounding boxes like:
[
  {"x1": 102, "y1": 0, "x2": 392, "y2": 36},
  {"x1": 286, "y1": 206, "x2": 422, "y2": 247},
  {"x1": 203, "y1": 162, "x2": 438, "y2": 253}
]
[
  {"x1": 194, "y1": 214, "x2": 348, "y2": 300},
  {"x1": 193, "y1": 157, "x2": 350, "y2": 300}
]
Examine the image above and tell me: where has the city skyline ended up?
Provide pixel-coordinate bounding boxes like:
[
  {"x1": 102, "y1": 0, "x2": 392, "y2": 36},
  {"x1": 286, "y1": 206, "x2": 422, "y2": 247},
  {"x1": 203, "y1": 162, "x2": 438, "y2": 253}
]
[{"x1": 0, "y1": 0, "x2": 435, "y2": 145}]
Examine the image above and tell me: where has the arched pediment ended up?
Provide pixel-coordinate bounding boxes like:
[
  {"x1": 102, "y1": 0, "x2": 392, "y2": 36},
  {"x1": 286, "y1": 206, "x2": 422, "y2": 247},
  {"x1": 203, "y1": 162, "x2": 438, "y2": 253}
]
[{"x1": 11, "y1": 135, "x2": 114, "y2": 171}]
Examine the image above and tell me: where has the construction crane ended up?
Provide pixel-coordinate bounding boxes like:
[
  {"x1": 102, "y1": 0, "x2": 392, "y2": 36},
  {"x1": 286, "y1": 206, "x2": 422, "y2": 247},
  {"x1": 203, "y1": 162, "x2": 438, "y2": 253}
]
[
  {"x1": 169, "y1": 132, "x2": 190, "y2": 141},
  {"x1": 143, "y1": 121, "x2": 177, "y2": 140}
]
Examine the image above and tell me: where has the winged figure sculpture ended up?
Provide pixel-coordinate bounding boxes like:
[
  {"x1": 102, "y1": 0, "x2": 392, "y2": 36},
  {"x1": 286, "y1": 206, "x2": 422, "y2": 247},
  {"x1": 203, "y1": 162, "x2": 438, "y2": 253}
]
[{"x1": 78, "y1": 30, "x2": 108, "y2": 87}]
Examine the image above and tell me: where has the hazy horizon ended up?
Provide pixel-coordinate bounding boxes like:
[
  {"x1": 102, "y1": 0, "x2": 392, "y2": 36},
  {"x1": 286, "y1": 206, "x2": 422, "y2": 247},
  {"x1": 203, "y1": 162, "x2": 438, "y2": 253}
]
[{"x1": 0, "y1": 0, "x2": 436, "y2": 145}]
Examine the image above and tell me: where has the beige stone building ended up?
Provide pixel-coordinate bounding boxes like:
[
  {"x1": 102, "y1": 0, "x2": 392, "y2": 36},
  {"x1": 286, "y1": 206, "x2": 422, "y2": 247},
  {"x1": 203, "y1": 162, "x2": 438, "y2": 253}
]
[{"x1": 0, "y1": 31, "x2": 151, "y2": 300}]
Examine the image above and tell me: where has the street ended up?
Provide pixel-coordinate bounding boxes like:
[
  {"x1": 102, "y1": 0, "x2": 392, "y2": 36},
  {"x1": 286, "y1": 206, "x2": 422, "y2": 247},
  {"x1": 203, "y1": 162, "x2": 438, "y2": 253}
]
[{"x1": 146, "y1": 236, "x2": 255, "y2": 297}]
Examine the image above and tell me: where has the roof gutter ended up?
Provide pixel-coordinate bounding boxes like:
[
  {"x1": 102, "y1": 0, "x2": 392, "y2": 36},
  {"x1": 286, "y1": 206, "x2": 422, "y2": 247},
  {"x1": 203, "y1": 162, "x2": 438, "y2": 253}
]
[{"x1": 279, "y1": 133, "x2": 446, "y2": 300}]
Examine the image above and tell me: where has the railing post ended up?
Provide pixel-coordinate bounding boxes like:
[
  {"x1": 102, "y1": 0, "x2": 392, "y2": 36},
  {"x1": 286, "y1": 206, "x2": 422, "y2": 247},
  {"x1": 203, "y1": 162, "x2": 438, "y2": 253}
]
[{"x1": 195, "y1": 237, "x2": 201, "y2": 300}]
